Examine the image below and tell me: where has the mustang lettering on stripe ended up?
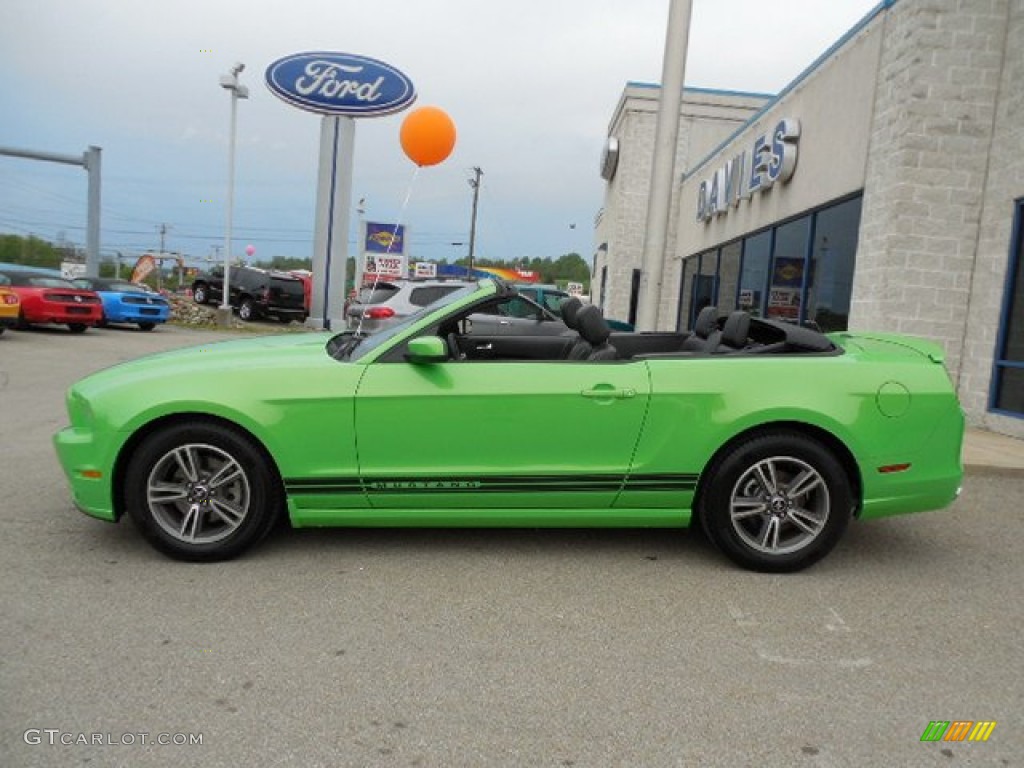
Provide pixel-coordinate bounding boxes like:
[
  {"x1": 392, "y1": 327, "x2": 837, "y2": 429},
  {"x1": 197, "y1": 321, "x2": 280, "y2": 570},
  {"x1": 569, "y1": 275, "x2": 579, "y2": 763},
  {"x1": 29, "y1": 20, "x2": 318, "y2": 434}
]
[{"x1": 284, "y1": 473, "x2": 699, "y2": 495}]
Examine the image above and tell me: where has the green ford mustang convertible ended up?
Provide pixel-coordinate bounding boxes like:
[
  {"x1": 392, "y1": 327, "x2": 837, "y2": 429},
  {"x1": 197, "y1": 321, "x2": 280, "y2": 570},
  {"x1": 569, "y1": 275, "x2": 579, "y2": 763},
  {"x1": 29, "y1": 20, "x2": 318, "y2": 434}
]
[{"x1": 54, "y1": 279, "x2": 964, "y2": 572}]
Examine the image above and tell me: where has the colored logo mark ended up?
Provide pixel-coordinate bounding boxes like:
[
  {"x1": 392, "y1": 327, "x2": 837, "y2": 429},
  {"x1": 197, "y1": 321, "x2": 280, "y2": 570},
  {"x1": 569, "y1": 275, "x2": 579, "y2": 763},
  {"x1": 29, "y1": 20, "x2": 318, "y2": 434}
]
[{"x1": 920, "y1": 721, "x2": 997, "y2": 742}]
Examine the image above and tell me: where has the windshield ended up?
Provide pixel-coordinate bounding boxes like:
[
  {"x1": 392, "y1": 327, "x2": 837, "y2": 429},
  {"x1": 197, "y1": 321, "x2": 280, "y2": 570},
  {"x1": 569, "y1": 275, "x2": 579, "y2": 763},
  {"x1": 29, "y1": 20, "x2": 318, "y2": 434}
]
[
  {"x1": 118, "y1": 281, "x2": 149, "y2": 293},
  {"x1": 336, "y1": 283, "x2": 481, "y2": 362}
]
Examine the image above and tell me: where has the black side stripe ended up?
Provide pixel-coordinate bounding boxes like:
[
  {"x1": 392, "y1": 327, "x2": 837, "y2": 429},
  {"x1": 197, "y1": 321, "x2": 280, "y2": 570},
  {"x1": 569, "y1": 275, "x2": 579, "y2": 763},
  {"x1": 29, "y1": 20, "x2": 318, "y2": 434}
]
[{"x1": 284, "y1": 473, "x2": 697, "y2": 495}]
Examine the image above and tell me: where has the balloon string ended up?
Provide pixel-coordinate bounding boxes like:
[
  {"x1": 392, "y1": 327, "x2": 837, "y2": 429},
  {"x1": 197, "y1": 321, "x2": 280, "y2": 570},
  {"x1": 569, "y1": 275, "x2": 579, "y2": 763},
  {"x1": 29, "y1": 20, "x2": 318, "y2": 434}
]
[{"x1": 355, "y1": 165, "x2": 420, "y2": 337}]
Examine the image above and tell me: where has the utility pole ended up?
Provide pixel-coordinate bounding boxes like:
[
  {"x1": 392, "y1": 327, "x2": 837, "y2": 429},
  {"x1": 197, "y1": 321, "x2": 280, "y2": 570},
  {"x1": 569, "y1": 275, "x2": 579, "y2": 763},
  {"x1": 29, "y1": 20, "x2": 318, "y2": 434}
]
[
  {"x1": 158, "y1": 223, "x2": 169, "y2": 254},
  {"x1": 467, "y1": 166, "x2": 482, "y2": 279},
  {"x1": 635, "y1": 0, "x2": 693, "y2": 331}
]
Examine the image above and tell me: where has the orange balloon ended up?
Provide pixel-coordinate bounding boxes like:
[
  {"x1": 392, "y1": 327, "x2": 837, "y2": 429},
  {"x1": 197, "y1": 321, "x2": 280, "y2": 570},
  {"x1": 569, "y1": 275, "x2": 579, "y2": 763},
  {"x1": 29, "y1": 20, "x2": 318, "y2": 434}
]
[{"x1": 400, "y1": 106, "x2": 457, "y2": 167}]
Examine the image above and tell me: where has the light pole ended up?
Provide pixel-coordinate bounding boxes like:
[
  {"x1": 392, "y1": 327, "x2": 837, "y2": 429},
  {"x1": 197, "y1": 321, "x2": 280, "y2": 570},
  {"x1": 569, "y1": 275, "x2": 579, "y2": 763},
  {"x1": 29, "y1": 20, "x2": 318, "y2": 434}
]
[
  {"x1": 218, "y1": 62, "x2": 248, "y2": 326},
  {"x1": 467, "y1": 167, "x2": 482, "y2": 279}
]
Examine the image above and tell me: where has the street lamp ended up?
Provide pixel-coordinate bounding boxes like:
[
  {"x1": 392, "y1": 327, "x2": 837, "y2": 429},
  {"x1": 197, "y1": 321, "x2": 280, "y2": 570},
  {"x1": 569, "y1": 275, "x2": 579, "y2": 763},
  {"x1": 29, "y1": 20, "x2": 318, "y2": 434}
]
[{"x1": 218, "y1": 62, "x2": 248, "y2": 325}]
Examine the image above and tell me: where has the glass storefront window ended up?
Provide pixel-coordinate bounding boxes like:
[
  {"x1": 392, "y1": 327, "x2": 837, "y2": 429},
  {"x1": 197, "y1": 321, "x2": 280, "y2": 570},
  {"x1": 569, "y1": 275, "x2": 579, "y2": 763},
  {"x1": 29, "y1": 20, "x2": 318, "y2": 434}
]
[
  {"x1": 992, "y1": 200, "x2": 1024, "y2": 416},
  {"x1": 676, "y1": 259, "x2": 690, "y2": 330},
  {"x1": 717, "y1": 241, "x2": 742, "y2": 314},
  {"x1": 681, "y1": 194, "x2": 862, "y2": 333},
  {"x1": 767, "y1": 216, "x2": 811, "y2": 322},
  {"x1": 739, "y1": 230, "x2": 771, "y2": 317},
  {"x1": 808, "y1": 196, "x2": 862, "y2": 332},
  {"x1": 692, "y1": 251, "x2": 718, "y2": 324}
]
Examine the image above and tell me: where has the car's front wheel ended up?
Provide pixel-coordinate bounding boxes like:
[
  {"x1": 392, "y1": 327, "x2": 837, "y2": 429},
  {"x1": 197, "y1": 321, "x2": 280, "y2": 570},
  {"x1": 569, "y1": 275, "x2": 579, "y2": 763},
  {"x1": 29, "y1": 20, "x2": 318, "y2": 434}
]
[
  {"x1": 124, "y1": 422, "x2": 282, "y2": 561},
  {"x1": 138, "y1": 322, "x2": 156, "y2": 331},
  {"x1": 238, "y1": 298, "x2": 255, "y2": 322},
  {"x1": 699, "y1": 432, "x2": 852, "y2": 573}
]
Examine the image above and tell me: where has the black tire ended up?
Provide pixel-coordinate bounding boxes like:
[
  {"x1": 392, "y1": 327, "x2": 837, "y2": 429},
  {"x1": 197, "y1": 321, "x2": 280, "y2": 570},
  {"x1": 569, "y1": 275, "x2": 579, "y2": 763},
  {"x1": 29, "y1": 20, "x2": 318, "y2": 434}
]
[
  {"x1": 698, "y1": 431, "x2": 852, "y2": 573},
  {"x1": 193, "y1": 284, "x2": 208, "y2": 305},
  {"x1": 0, "y1": 326, "x2": 5, "y2": 336},
  {"x1": 238, "y1": 298, "x2": 255, "y2": 322},
  {"x1": 124, "y1": 422, "x2": 282, "y2": 562},
  {"x1": 15, "y1": 311, "x2": 30, "y2": 330},
  {"x1": 68, "y1": 323, "x2": 88, "y2": 333},
  {"x1": 138, "y1": 322, "x2": 156, "y2": 331}
]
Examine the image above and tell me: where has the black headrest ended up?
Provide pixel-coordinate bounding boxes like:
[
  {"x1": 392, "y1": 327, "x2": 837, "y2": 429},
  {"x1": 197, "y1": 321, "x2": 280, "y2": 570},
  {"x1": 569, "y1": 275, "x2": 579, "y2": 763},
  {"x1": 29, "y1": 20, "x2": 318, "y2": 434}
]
[
  {"x1": 693, "y1": 306, "x2": 719, "y2": 338},
  {"x1": 721, "y1": 311, "x2": 751, "y2": 348},
  {"x1": 559, "y1": 296, "x2": 584, "y2": 330},
  {"x1": 575, "y1": 304, "x2": 611, "y2": 346}
]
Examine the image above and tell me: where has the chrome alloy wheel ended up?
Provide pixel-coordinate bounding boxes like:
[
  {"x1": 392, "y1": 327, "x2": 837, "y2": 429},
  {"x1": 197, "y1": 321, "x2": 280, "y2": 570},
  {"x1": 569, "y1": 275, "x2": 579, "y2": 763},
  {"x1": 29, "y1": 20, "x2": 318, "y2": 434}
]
[
  {"x1": 145, "y1": 443, "x2": 251, "y2": 545},
  {"x1": 728, "y1": 455, "x2": 830, "y2": 555}
]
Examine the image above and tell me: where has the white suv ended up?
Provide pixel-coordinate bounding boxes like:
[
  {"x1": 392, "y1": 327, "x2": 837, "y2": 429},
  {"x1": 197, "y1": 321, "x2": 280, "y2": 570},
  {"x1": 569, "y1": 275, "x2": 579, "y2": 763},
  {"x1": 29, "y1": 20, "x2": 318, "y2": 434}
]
[{"x1": 346, "y1": 279, "x2": 475, "y2": 333}]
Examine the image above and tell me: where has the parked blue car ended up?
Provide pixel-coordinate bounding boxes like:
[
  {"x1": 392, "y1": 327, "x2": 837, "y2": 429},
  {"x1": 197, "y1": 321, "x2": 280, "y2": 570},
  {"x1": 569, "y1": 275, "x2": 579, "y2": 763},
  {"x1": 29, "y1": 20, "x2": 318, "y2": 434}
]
[{"x1": 72, "y1": 278, "x2": 170, "y2": 331}]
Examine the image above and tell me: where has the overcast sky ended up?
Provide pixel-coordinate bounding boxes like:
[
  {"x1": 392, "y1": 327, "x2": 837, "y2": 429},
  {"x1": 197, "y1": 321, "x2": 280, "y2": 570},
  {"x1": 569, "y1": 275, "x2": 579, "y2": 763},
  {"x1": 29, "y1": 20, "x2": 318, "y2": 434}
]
[{"x1": 0, "y1": 0, "x2": 881, "y2": 267}]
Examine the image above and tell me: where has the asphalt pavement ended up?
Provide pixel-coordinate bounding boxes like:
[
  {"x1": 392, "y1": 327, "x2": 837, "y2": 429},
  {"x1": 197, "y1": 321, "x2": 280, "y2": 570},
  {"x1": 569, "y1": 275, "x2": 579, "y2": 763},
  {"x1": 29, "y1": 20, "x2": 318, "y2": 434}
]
[{"x1": 1, "y1": 323, "x2": 1022, "y2": 767}]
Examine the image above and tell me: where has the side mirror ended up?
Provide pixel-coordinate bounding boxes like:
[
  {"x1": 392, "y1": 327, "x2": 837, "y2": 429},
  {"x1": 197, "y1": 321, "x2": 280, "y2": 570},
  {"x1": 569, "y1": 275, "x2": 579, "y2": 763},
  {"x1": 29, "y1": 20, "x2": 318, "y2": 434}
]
[{"x1": 406, "y1": 336, "x2": 448, "y2": 364}]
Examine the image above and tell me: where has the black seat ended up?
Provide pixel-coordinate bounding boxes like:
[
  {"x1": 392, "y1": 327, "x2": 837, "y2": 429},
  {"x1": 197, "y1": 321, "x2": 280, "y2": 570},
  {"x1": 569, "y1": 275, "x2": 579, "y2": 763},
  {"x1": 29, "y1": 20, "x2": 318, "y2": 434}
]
[
  {"x1": 575, "y1": 304, "x2": 617, "y2": 361},
  {"x1": 681, "y1": 306, "x2": 720, "y2": 352},
  {"x1": 716, "y1": 311, "x2": 751, "y2": 352},
  {"x1": 559, "y1": 297, "x2": 591, "y2": 360}
]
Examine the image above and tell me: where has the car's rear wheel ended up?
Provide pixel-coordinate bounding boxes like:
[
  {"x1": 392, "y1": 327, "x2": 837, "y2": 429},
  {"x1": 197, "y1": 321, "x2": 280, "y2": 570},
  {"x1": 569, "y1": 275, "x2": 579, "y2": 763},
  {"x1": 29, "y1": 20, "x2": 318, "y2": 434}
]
[
  {"x1": 68, "y1": 323, "x2": 88, "y2": 333},
  {"x1": 699, "y1": 432, "x2": 852, "y2": 573},
  {"x1": 124, "y1": 422, "x2": 281, "y2": 561},
  {"x1": 138, "y1": 322, "x2": 156, "y2": 331},
  {"x1": 193, "y1": 284, "x2": 208, "y2": 304},
  {"x1": 238, "y1": 298, "x2": 255, "y2": 322}
]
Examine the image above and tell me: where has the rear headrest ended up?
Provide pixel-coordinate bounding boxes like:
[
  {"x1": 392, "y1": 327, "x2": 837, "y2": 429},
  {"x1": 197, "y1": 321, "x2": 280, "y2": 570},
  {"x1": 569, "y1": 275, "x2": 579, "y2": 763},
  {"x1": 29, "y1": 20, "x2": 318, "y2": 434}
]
[
  {"x1": 693, "y1": 306, "x2": 719, "y2": 339},
  {"x1": 575, "y1": 304, "x2": 611, "y2": 346},
  {"x1": 559, "y1": 296, "x2": 584, "y2": 331},
  {"x1": 721, "y1": 311, "x2": 751, "y2": 349}
]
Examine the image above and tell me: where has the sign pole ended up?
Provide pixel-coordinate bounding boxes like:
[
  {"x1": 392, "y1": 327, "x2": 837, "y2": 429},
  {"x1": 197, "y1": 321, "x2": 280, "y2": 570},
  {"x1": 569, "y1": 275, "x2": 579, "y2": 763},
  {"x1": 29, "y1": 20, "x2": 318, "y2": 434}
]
[{"x1": 311, "y1": 116, "x2": 355, "y2": 330}]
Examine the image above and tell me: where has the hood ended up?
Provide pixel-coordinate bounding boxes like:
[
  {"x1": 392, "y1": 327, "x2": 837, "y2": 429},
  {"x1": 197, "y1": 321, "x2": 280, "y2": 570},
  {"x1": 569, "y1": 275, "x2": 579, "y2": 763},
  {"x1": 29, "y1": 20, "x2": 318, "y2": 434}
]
[{"x1": 72, "y1": 331, "x2": 335, "y2": 398}]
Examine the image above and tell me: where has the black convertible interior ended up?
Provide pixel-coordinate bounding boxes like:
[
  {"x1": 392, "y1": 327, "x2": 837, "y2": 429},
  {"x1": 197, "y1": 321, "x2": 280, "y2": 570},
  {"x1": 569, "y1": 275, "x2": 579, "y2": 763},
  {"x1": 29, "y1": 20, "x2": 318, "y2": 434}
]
[{"x1": 429, "y1": 296, "x2": 839, "y2": 363}]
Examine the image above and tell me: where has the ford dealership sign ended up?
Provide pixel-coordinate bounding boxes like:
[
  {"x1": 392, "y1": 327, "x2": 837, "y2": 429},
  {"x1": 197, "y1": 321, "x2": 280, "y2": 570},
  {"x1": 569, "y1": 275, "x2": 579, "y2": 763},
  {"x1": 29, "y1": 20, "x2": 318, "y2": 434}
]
[{"x1": 265, "y1": 52, "x2": 416, "y2": 116}]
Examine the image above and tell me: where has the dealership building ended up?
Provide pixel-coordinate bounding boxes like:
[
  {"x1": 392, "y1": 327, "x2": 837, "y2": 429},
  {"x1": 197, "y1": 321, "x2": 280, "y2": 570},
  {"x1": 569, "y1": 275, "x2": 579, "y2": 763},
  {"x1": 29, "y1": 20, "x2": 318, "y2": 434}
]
[{"x1": 593, "y1": 0, "x2": 1023, "y2": 438}]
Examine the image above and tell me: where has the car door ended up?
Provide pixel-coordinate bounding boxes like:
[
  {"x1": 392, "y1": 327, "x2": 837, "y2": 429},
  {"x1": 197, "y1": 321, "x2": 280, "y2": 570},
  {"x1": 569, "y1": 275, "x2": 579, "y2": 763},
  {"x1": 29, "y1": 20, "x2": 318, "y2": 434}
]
[
  {"x1": 205, "y1": 267, "x2": 225, "y2": 303},
  {"x1": 353, "y1": 357, "x2": 651, "y2": 510},
  {"x1": 468, "y1": 295, "x2": 566, "y2": 336}
]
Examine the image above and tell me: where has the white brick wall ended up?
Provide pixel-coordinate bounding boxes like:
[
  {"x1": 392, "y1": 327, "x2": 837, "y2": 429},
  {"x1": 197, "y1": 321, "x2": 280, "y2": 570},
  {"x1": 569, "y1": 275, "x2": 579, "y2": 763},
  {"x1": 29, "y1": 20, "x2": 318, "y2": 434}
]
[
  {"x1": 958, "y1": 0, "x2": 1024, "y2": 436},
  {"x1": 852, "y1": 0, "x2": 1022, "y2": 437}
]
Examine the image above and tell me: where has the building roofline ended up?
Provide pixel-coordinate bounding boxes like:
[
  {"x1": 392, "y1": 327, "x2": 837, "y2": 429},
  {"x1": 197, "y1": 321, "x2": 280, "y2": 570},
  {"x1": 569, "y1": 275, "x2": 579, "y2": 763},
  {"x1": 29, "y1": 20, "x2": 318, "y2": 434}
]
[{"x1": 626, "y1": 81, "x2": 776, "y2": 101}]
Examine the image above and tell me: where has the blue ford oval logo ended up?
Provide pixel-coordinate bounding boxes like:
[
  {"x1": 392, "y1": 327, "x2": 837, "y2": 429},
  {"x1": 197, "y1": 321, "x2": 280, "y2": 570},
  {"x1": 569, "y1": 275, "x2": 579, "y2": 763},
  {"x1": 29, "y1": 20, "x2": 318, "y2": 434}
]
[{"x1": 265, "y1": 52, "x2": 416, "y2": 117}]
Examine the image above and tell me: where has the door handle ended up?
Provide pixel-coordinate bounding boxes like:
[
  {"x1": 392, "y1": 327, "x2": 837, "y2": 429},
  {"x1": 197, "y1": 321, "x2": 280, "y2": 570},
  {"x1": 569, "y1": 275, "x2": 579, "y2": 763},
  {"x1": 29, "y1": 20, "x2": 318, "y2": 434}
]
[
  {"x1": 580, "y1": 387, "x2": 636, "y2": 400},
  {"x1": 475, "y1": 343, "x2": 493, "y2": 350}
]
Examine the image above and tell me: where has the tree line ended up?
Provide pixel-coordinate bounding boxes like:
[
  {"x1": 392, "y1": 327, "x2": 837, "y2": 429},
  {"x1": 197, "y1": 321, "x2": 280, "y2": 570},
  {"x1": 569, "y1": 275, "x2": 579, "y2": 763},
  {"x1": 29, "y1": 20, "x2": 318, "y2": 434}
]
[
  {"x1": 0, "y1": 233, "x2": 593, "y2": 291},
  {"x1": 256, "y1": 252, "x2": 593, "y2": 289}
]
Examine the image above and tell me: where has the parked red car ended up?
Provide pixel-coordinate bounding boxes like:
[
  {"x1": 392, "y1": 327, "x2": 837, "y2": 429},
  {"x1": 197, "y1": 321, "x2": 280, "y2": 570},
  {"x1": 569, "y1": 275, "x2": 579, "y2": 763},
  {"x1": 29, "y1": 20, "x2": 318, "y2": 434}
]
[{"x1": 0, "y1": 270, "x2": 103, "y2": 332}]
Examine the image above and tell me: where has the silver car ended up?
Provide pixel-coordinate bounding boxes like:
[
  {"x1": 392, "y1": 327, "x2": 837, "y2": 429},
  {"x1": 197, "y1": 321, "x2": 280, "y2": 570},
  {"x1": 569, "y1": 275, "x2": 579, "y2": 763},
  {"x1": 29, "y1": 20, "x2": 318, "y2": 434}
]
[{"x1": 346, "y1": 278, "x2": 568, "y2": 336}]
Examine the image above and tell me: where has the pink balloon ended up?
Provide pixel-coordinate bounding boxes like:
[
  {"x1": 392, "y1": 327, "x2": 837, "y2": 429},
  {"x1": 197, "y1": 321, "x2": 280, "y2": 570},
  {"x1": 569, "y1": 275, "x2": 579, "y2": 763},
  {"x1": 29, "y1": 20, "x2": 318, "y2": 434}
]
[{"x1": 245, "y1": 244, "x2": 255, "y2": 257}]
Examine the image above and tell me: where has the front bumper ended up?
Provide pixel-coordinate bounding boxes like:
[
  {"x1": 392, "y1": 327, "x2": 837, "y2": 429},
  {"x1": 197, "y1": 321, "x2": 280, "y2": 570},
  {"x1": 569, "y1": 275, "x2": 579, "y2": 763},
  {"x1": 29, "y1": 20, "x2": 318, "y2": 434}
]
[
  {"x1": 53, "y1": 426, "x2": 116, "y2": 521},
  {"x1": 107, "y1": 305, "x2": 170, "y2": 324}
]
